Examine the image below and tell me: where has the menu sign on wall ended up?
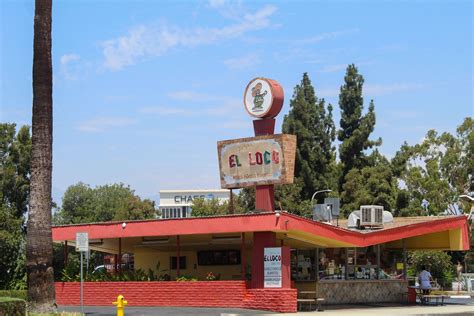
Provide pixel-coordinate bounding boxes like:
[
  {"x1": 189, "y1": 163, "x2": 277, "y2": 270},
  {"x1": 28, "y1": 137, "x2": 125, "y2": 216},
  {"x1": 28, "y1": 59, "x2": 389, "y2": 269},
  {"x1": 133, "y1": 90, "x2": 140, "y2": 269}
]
[
  {"x1": 217, "y1": 134, "x2": 296, "y2": 189},
  {"x1": 264, "y1": 247, "x2": 282, "y2": 288}
]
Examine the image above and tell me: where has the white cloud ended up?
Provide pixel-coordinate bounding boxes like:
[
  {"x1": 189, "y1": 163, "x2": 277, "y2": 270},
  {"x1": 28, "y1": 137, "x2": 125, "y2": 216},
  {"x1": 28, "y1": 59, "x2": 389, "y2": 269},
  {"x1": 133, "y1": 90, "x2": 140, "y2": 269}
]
[
  {"x1": 139, "y1": 106, "x2": 194, "y2": 116},
  {"x1": 60, "y1": 54, "x2": 80, "y2": 65},
  {"x1": 319, "y1": 64, "x2": 347, "y2": 73},
  {"x1": 364, "y1": 83, "x2": 424, "y2": 96},
  {"x1": 167, "y1": 91, "x2": 221, "y2": 101},
  {"x1": 101, "y1": 5, "x2": 277, "y2": 70},
  {"x1": 296, "y1": 28, "x2": 359, "y2": 45},
  {"x1": 223, "y1": 53, "x2": 261, "y2": 70},
  {"x1": 77, "y1": 117, "x2": 138, "y2": 133},
  {"x1": 140, "y1": 94, "x2": 241, "y2": 117},
  {"x1": 319, "y1": 61, "x2": 374, "y2": 73},
  {"x1": 60, "y1": 53, "x2": 82, "y2": 80},
  {"x1": 208, "y1": 0, "x2": 227, "y2": 8},
  {"x1": 317, "y1": 82, "x2": 424, "y2": 98}
]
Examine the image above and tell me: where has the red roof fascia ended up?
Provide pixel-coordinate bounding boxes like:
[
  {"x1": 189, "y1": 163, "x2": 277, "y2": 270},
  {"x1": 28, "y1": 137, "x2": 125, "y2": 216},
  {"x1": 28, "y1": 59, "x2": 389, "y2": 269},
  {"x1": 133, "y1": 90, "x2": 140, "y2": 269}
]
[
  {"x1": 52, "y1": 213, "x2": 282, "y2": 241},
  {"x1": 52, "y1": 213, "x2": 469, "y2": 250},
  {"x1": 282, "y1": 213, "x2": 468, "y2": 248},
  {"x1": 462, "y1": 221, "x2": 471, "y2": 250}
]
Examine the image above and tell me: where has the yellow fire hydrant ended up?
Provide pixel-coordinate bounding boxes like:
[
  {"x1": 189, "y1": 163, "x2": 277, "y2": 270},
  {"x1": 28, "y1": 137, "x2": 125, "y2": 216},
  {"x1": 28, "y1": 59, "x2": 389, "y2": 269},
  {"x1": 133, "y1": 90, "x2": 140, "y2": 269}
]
[{"x1": 112, "y1": 294, "x2": 128, "y2": 316}]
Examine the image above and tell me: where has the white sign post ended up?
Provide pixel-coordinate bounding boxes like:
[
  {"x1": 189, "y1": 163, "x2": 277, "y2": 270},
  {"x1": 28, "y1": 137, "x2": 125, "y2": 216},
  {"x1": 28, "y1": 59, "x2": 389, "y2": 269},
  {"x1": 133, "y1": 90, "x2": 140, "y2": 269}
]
[
  {"x1": 264, "y1": 247, "x2": 282, "y2": 288},
  {"x1": 76, "y1": 232, "x2": 88, "y2": 314}
]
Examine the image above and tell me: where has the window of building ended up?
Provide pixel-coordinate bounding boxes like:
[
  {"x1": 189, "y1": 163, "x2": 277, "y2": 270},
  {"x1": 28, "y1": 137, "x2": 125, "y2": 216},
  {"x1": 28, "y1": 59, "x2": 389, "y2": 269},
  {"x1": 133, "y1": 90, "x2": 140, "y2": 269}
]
[
  {"x1": 291, "y1": 249, "x2": 317, "y2": 281},
  {"x1": 170, "y1": 256, "x2": 186, "y2": 270},
  {"x1": 197, "y1": 250, "x2": 241, "y2": 265},
  {"x1": 318, "y1": 248, "x2": 347, "y2": 280}
]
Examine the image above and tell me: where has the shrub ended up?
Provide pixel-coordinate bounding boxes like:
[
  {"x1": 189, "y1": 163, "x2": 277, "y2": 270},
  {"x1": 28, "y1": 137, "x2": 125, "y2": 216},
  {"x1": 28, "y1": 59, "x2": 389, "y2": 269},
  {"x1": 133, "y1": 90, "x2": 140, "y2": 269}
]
[
  {"x1": 176, "y1": 275, "x2": 198, "y2": 281},
  {"x1": 0, "y1": 297, "x2": 26, "y2": 315},
  {"x1": 409, "y1": 250, "x2": 454, "y2": 288}
]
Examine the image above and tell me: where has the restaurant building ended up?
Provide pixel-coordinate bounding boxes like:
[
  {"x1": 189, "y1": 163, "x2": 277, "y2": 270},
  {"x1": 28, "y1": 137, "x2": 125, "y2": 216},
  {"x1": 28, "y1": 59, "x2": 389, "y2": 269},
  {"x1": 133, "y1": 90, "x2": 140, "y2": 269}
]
[
  {"x1": 52, "y1": 78, "x2": 471, "y2": 312},
  {"x1": 52, "y1": 211, "x2": 470, "y2": 312}
]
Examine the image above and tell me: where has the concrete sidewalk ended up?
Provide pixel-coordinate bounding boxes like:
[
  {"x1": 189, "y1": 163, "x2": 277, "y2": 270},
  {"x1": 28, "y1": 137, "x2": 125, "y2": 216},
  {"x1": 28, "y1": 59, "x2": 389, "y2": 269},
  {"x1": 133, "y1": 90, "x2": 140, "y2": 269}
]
[
  {"x1": 289, "y1": 304, "x2": 474, "y2": 315},
  {"x1": 59, "y1": 301, "x2": 474, "y2": 316}
]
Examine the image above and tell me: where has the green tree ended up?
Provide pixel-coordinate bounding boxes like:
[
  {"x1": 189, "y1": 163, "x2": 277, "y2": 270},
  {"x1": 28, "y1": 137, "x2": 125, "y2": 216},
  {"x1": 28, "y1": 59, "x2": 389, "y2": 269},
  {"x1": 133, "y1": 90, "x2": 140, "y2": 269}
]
[
  {"x1": 282, "y1": 73, "x2": 336, "y2": 202},
  {"x1": 338, "y1": 64, "x2": 381, "y2": 191},
  {"x1": 54, "y1": 183, "x2": 157, "y2": 224},
  {"x1": 236, "y1": 183, "x2": 313, "y2": 218},
  {"x1": 274, "y1": 179, "x2": 313, "y2": 217},
  {"x1": 1, "y1": 124, "x2": 31, "y2": 220},
  {"x1": 26, "y1": 0, "x2": 56, "y2": 310},
  {"x1": 409, "y1": 250, "x2": 454, "y2": 288},
  {"x1": 191, "y1": 192, "x2": 245, "y2": 217},
  {"x1": 0, "y1": 124, "x2": 31, "y2": 290},
  {"x1": 392, "y1": 118, "x2": 473, "y2": 215},
  {"x1": 191, "y1": 198, "x2": 229, "y2": 217},
  {"x1": 341, "y1": 151, "x2": 396, "y2": 216}
]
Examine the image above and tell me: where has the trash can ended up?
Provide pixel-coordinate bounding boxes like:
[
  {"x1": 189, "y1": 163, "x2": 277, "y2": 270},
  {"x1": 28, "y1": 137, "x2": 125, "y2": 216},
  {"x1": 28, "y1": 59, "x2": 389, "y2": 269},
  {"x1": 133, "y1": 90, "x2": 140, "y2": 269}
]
[{"x1": 408, "y1": 287, "x2": 417, "y2": 303}]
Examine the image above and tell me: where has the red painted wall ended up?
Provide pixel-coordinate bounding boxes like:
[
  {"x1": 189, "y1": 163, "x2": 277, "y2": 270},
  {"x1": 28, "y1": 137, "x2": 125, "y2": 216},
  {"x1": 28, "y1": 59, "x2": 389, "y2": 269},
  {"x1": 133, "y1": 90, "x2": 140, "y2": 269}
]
[
  {"x1": 55, "y1": 281, "x2": 297, "y2": 313},
  {"x1": 251, "y1": 231, "x2": 276, "y2": 288},
  {"x1": 245, "y1": 288, "x2": 297, "y2": 313}
]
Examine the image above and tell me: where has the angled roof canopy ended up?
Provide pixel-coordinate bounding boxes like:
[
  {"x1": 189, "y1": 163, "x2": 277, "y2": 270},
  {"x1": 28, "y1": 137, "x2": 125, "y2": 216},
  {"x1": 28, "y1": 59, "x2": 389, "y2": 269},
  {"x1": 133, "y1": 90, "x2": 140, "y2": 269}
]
[{"x1": 52, "y1": 213, "x2": 470, "y2": 252}]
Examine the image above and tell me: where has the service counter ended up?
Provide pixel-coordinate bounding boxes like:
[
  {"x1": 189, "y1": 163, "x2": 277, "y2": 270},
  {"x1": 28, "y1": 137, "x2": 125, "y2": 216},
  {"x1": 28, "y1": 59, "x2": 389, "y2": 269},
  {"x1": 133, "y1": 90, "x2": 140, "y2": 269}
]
[{"x1": 295, "y1": 279, "x2": 408, "y2": 304}]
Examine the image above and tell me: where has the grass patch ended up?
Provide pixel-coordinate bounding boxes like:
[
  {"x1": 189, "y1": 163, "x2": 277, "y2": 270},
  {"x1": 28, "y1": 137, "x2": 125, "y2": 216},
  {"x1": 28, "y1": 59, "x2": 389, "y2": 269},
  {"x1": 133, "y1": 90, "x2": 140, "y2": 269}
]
[
  {"x1": 0, "y1": 290, "x2": 27, "y2": 300},
  {"x1": 28, "y1": 313, "x2": 83, "y2": 316}
]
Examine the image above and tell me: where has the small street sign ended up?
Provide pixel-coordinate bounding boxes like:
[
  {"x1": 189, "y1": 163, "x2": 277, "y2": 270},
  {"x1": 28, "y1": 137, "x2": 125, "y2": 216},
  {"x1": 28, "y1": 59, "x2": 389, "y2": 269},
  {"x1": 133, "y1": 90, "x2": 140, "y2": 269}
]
[{"x1": 76, "y1": 232, "x2": 89, "y2": 252}]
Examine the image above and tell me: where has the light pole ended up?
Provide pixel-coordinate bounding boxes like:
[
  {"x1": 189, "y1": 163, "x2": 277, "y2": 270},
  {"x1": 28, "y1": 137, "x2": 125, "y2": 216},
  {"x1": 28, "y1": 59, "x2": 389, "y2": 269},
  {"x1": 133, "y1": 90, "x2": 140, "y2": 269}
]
[
  {"x1": 311, "y1": 189, "x2": 332, "y2": 205},
  {"x1": 311, "y1": 189, "x2": 332, "y2": 221}
]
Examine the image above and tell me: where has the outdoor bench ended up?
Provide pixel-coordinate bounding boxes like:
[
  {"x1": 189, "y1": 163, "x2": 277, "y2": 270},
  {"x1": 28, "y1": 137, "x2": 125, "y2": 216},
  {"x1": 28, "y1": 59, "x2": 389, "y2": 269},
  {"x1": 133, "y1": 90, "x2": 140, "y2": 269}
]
[
  {"x1": 421, "y1": 294, "x2": 449, "y2": 305},
  {"x1": 297, "y1": 297, "x2": 325, "y2": 311}
]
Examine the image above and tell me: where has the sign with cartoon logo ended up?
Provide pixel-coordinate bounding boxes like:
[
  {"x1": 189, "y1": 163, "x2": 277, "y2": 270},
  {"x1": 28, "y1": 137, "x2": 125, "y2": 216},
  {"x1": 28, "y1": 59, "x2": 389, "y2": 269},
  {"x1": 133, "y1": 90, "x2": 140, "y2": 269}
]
[{"x1": 244, "y1": 77, "x2": 284, "y2": 119}]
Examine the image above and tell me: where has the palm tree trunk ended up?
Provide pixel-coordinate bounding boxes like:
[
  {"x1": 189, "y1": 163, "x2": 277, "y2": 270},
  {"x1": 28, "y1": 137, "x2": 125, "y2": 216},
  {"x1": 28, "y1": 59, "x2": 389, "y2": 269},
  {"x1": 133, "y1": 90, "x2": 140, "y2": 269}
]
[{"x1": 26, "y1": 0, "x2": 56, "y2": 312}]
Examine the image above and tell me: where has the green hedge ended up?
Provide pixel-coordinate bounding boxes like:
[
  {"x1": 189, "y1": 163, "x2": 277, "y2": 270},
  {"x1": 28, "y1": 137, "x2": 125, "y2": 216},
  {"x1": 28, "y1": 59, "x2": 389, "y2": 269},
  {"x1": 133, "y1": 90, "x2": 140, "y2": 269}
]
[
  {"x1": 0, "y1": 297, "x2": 26, "y2": 316},
  {"x1": 0, "y1": 290, "x2": 27, "y2": 300}
]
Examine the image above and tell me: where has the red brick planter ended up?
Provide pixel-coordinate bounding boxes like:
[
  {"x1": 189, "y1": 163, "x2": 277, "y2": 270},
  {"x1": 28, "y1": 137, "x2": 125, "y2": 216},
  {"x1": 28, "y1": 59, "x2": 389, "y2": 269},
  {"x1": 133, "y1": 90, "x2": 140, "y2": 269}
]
[{"x1": 55, "y1": 281, "x2": 296, "y2": 313}]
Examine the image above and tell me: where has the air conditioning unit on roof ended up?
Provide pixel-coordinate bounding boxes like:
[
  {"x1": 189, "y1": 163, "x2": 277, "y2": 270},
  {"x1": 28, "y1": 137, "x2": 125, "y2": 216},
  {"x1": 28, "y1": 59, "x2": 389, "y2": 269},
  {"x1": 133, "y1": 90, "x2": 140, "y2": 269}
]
[{"x1": 360, "y1": 205, "x2": 384, "y2": 228}]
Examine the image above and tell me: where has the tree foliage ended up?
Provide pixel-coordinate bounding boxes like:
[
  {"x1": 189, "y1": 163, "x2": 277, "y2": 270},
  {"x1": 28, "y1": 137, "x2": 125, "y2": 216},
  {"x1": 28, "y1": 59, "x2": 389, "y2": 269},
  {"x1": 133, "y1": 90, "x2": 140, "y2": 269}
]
[
  {"x1": 0, "y1": 124, "x2": 31, "y2": 290},
  {"x1": 392, "y1": 118, "x2": 473, "y2": 215},
  {"x1": 341, "y1": 150, "x2": 396, "y2": 215},
  {"x1": 282, "y1": 73, "x2": 336, "y2": 202},
  {"x1": 409, "y1": 250, "x2": 454, "y2": 288},
  {"x1": 338, "y1": 65, "x2": 381, "y2": 192},
  {"x1": 274, "y1": 179, "x2": 313, "y2": 217},
  {"x1": 54, "y1": 182, "x2": 157, "y2": 224},
  {"x1": 1, "y1": 124, "x2": 31, "y2": 221},
  {"x1": 191, "y1": 198, "x2": 228, "y2": 217},
  {"x1": 191, "y1": 192, "x2": 246, "y2": 217}
]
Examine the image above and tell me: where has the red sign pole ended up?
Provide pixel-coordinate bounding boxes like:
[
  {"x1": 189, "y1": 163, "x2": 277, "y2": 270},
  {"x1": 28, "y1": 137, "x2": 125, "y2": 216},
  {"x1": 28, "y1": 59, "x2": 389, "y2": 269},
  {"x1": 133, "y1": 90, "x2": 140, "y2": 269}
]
[{"x1": 253, "y1": 118, "x2": 276, "y2": 212}]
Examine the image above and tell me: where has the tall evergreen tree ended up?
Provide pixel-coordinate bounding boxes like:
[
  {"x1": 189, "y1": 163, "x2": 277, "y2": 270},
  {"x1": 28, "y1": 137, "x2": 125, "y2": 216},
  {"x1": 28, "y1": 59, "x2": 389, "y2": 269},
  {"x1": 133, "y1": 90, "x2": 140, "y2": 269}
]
[
  {"x1": 338, "y1": 64, "x2": 381, "y2": 193},
  {"x1": 341, "y1": 150, "x2": 396, "y2": 215},
  {"x1": 282, "y1": 73, "x2": 336, "y2": 202}
]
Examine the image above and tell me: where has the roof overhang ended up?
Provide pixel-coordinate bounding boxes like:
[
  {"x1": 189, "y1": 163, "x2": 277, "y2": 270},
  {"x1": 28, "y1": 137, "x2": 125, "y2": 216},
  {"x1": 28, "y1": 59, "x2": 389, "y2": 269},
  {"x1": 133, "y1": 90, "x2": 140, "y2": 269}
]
[{"x1": 52, "y1": 213, "x2": 470, "y2": 251}]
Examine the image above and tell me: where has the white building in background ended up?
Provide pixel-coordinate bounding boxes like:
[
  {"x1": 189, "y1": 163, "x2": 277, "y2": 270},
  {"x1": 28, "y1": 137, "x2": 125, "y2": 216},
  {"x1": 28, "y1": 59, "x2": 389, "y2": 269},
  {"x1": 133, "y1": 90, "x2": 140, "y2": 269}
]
[{"x1": 159, "y1": 189, "x2": 231, "y2": 219}]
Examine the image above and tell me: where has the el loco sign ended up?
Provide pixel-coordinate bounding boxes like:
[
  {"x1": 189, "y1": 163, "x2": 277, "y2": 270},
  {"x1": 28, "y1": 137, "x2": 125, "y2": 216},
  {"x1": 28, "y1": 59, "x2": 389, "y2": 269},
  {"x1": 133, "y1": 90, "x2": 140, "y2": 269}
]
[{"x1": 217, "y1": 134, "x2": 296, "y2": 189}]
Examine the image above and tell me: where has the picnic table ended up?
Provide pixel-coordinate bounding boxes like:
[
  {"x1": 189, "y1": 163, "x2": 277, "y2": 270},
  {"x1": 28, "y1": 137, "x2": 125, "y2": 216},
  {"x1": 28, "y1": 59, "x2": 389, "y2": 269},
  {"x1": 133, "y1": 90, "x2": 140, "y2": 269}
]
[
  {"x1": 407, "y1": 286, "x2": 447, "y2": 305},
  {"x1": 297, "y1": 290, "x2": 325, "y2": 311}
]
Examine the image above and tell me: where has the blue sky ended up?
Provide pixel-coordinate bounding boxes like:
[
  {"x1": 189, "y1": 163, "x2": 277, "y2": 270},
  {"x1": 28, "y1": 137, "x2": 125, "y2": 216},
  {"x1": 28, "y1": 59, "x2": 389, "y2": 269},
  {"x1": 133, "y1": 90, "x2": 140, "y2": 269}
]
[{"x1": 1, "y1": 0, "x2": 472, "y2": 203}]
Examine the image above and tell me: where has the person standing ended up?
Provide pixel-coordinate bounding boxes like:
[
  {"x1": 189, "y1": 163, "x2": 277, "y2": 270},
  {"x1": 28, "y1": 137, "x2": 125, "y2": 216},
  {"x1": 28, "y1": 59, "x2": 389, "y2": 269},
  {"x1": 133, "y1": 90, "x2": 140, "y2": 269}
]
[{"x1": 418, "y1": 265, "x2": 433, "y2": 295}]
